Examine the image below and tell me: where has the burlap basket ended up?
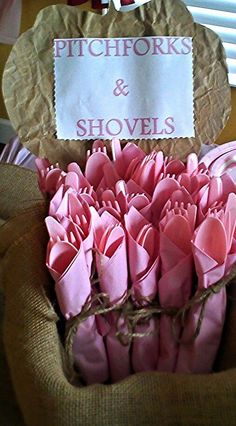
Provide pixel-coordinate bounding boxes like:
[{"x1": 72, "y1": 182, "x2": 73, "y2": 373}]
[{"x1": 1, "y1": 164, "x2": 236, "y2": 425}]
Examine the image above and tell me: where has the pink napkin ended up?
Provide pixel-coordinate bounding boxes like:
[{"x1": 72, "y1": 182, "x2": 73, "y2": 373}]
[
  {"x1": 111, "y1": 138, "x2": 145, "y2": 180},
  {"x1": 48, "y1": 191, "x2": 94, "y2": 275},
  {"x1": 157, "y1": 214, "x2": 193, "y2": 372},
  {"x1": 66, "y1": 165, "x2": 98, "y2": 207},
  {"x1": 49, "y1": 181, "x2": 97, "y2": 219},
  {"x1": 124, "y1": 208, "x2": 160, "y2": 372},
  {"x1": 85, "y1": 148, "x2": 117, "y2": 191},
  {"x1": 61, "y1": 193, "x2": 94, "y2": 275},
  {"x1": 98, "y1": 181, "x2": 151, "y2": 221},
  {"x1": 124, "y1": 206, "x2": 159, "y2": 304},
  {"x1": 141, "y1": 177, "x2": 181, "y2": 224},
  {"x1": 35, "y1": 158, "x2": 65, "y2": 196},
  {"x1": 45, "y1": 216, "x2": 91, "y2": 319},
  {"x1": 45, "y1": 165, "x2": 97, "y2": 215},
  {"x1": 92, "y1": 209, "x2": 128, "y2": 304},
  {"x1": 0, "y1": 0, "x2": 22, "y2": 45},
  {"x1": 105, "y1": 312, "x2": 131, "y2": 383},
  {"x1": 50, "y1": 185, "x2": 78, "y2": 218},
  {"x1": 131, "y1": 152, "x2": 186, "y2": 196},
  {"x1": 175, "y1": 216, "x2": 229, "y2": 373},
  {"x1": 131, "y1": 156, "x2": 156, "y2": 195},
  {"x1": 132, "y1": 317, "x2": 159, "y2": 373},
  {"x1": 72, "y1": 315, "x2": 109, "y2": 385},
  {"x1": 197, "y1": 173, "x2": 236, "y2": 226}
]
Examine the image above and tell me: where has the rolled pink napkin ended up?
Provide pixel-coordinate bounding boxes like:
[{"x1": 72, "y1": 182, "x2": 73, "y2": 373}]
[
  {"x1": 49, "y1": 185, "x2": 71, "y2": 217},
  {"x1": 105, "y1": 312, "x2": 131, "y2": 383},
  {"x1": 98, "y1": 187, "x2": 124, "y2": 220},
  {"x1": 47, "y1": 193, "x2": 94, "y2": 275},
  {"x1": 165, "y1": 157, "x2": 186, "y2": 177},
  {"x1": 98, "y1": 182, "x2": 151, "y2": 221},
  {"x1": 45, "y1": 217, "x2": 91, "y2": 319},
  {"x1": 85, "y1": 143, "x2": 119, "y2": 191},
  {"x1": 160, "y1": 201, "x2": 197, "y2": 234},
  {"x1": 124, "y1": 206, "x2": 159, "y2": 304},
  {"x1": 175, "y1": 215, "x2": 230, "y2": 373},
  {"x1": 132, "y1": 317, "x2": 159, "y2": 373},
  {"x1": 111, "y1": 138, "x2": 145, "y2": 180},
  {"x1": 197, "y1": 173, "x2": 236, "y2": 226},
  {"x1": 49, "y1": 179, "x2": 97, "y2": 219},
  {"x1": 61, "y1": 193, "x2": 94, "y2": 275},
  {"x1": 131, "y1": 156, "x2": 155, "y2": 195},
  {"x1": 49, "y1": 178, "x2": 88, "y2": 212},
  {"x1": 125, "y1": 179, "x2": 150, "y2": 204},
  {"x1": 141, "y1": 177, "x2": 181, "y2": 224},
  {"x1": 38, "y1": 162, "x2": 97, "y2": 207},
  {"x1": 67, "y1": 162, "x2": 92, "y2": 189},
  {"x1": 64, "y1": 167, "x2": 98, "y2": 207},
  {"x1": 92, "y1": 209, "x2": 128, "y2": 304},
  {"x1": 197, "y1": 176, "x2": 223, "y2": 220},
  {"x1": 157, "y1": 214, "x2": 193, "y2": 372},
  {"x1": 72, "y1": 315, "x2": 109, "y2": 385},
  {"x1": 132, "y1": 153, "x2": 186, "y2": 196},
  {"x1": 35, "y1": 158, "x2": 65, "y2": 196}
]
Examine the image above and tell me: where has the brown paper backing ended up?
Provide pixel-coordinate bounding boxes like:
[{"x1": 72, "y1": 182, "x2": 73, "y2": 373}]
[{"x1": 2, "y1": 0, "x2": 231, "y2": 167}]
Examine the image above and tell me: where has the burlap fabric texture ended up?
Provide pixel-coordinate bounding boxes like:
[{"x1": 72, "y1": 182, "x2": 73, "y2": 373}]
[{"x1": 1, "y1": 163, "x2": 236, "y2": 425}]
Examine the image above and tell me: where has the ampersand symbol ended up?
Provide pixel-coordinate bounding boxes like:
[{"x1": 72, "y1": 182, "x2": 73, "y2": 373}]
[{"x1": 113, "y1": 79, "x2": 129, "y2": 97}]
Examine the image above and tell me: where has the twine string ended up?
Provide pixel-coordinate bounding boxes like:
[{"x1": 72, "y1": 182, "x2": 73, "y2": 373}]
[{"x1": 65, "y1": 265, "x2": 236, "y2": 372}]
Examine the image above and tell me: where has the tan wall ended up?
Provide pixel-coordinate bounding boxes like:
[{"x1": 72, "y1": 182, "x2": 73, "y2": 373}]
[
  {"x1": 216, "y1": 89, "x2": 236, "y2": 144},
  {"x1": 0, "y1": 0, "x2": 235, "y2": 145}
]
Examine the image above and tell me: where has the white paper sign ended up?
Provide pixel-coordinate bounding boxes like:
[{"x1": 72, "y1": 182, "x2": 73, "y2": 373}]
[{"x1": 54, "y1": 37, "x2": 194, "y2": 140}]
